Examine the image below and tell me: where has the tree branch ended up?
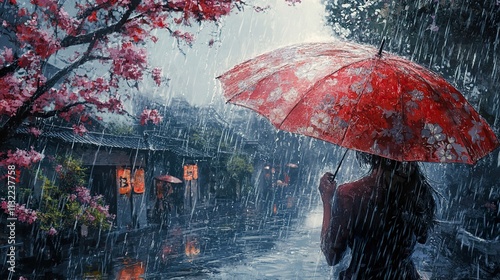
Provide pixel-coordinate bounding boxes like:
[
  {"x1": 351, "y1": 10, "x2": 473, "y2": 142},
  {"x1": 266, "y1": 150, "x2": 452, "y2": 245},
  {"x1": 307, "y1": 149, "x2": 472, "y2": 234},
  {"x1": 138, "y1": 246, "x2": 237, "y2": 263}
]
[
  {"x1": 29, "y1": 101, "x2": 90, "y2": 118},
  {"x1": 0, "y1": 39, "x2": 98, "y2": 144},
  {"x1": 77, "y1": 3, "x2": 112, "y2": 20},
  {"x1": 30, "y1": 40, "x2": 97, "y2": 104},
  {"x1": 60, "y1": 0, "x2": 141, "y2": 48},
  {"x1": 0, "y1": 61, "x2": 18, "y2": 78}
]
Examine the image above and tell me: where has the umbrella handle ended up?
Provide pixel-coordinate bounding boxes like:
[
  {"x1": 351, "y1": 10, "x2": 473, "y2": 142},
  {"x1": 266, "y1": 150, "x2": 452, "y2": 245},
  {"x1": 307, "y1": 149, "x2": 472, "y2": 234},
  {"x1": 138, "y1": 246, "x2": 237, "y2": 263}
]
[{"x1": 330, "y1": 149, "x2": 349, "y2": 183}]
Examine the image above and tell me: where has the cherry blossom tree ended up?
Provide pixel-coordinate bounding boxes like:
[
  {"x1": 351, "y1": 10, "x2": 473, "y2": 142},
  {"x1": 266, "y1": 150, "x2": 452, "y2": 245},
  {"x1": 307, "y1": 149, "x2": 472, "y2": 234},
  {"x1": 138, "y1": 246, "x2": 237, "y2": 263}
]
[{"x1": 0, "y1": 0, "x2": 299, "y2": 167}]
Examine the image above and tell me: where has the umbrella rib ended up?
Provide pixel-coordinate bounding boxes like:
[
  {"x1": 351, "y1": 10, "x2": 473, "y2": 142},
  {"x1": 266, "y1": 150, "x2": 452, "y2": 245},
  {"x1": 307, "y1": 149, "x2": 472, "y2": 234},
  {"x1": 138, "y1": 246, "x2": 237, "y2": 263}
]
[
  {"x1": 395, "y1": 65, "x2": 407, "y2": 162},
  {"x1": 337, "y1": 59, "x2": 380, "y2": 150}
]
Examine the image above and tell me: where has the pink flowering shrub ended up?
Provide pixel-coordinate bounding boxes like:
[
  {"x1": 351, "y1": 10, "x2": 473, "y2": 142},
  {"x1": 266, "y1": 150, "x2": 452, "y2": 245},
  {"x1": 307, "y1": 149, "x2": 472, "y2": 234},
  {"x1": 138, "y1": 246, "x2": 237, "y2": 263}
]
[
  {"x1": 47, "y1": 227, "x2": 58, "y2": 236},
  {"x1": 73, "y1": 186, "x2": 91, "y2": 204},
  {"x1": 67, "y1": 186, "x2": 115, "y2": 229},
  {"x1": 37, "y1": 158, "x2": 114, "y2": 235},
  {"x1": 0, "y1": 200, "x2": 38, "y2": 224}
]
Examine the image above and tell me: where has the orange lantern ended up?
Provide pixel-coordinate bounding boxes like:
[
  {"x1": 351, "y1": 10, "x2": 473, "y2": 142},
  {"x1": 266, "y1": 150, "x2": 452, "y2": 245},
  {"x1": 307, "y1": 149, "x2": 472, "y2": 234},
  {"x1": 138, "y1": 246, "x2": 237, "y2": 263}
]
[
  {"x1": 117, "y1": 167, "x2": 131, "y2": 195},
  {"x1": 133, "y1": 168, "x2": 145, "y2": 194},
  {"x1": 192, "y1": 165, "x2": 198, "y2": 180},
  {"x1": 183, "y1": 164, "x2": 198, "y2": 181}
]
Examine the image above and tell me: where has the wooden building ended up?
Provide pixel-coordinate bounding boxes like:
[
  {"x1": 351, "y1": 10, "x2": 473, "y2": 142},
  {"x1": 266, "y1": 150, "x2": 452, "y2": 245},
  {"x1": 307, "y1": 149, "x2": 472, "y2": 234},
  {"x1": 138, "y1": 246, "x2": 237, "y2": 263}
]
[{"x1": 17, "y1": 126, "x2": 210, "y2": 229}]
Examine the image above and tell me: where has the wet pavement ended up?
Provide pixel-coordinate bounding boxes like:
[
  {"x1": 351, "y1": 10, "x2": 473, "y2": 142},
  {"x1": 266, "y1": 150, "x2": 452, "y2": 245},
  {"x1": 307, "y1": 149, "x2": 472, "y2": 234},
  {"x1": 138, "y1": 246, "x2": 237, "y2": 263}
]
[
  {"x1": 25, "y1": 188, "x2": 451, "y2": 280},
  {"x1": 45, "y1": 188, "x2": 333, "y2": 279}
]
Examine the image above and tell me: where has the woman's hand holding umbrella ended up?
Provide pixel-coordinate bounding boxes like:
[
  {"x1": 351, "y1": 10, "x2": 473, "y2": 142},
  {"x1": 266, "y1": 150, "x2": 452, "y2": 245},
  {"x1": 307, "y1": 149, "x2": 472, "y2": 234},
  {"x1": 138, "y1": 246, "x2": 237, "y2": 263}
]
[{"x1": 319, "y1": 172, "x2": 337, "y2": 203}]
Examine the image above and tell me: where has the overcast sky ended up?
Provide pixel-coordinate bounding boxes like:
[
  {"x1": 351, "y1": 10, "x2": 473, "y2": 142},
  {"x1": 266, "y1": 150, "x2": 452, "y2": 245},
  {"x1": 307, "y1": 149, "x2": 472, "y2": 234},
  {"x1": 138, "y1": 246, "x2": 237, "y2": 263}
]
[{"x1": 146, "y1": 0, "x2": 332, "y2": 107}]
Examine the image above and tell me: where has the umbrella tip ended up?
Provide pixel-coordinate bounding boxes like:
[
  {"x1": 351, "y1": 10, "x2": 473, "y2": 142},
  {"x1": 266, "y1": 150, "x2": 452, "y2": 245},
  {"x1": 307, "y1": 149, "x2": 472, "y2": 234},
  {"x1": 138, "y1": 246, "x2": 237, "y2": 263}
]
[{"x1": 377, "y1": 38, "x2": 386, "y2": 57}]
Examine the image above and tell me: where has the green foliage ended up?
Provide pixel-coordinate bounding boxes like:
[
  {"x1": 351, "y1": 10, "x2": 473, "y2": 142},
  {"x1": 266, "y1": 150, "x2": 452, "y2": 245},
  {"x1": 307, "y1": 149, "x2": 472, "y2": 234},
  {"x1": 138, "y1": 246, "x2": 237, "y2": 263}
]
[
  {"x1": 37, "y1": 158, "x2": 114, "y2": 234},
  {"x1": 190, "y1": 132, "x2": 209, "y2": 149},
  {"x1": 38, "y1": 178, "x2": 66, "y2": 232},
  {"x1": 189, "y1": 128, "x2": 228, "y2": 153},
  {"x1": 226, "y1": 155, "x2": 254, "y2": 179},
  {"x1": 217, "y1": 155, "x2": 254, "y2": 199},
  {"x1": 56, "y1": 157, "x2": 86, "y2": 192},
  {"x1": 107, "y1": 122, "x2": 135, "y2": 135}
]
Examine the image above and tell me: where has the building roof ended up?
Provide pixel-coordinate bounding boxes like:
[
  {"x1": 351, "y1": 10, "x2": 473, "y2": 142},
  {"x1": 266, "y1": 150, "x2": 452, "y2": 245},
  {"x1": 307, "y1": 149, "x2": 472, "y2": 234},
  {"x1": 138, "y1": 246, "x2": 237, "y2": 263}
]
[
  {"x1": 148, "y1": 134, "x2": 209, "y2": 158},
  {"x1": 17, "y1": 127, "x2": 211, "y2": 159}
]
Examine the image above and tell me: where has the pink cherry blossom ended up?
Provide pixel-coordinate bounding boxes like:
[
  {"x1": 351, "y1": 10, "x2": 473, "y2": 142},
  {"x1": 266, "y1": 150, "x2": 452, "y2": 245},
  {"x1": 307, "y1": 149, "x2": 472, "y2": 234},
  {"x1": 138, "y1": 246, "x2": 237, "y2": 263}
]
[
  {"x1": 16, "y1": 18, "x2": 60, "y2": 59},
  {"x1": 72, "y1": 124, "x2": 88, "y2": 136},
  {"x1": 29, "y1": 127, "x2": 41, "y2": 137},
  {"x1": 152, "y1": 67, "x2": 162, "y2": 86},
  {"x1": 1, "y1": 147, "x2": 44, "y2": 168},
  {"x1": 1, "y1": 200, "x2": 37, "y2": 224},
  {"x1": 109, "y1": 42, "x2": 147, "y2": 80},
  {"x1": 140, "y1": 109, "x2": 163, "y2": 125},
  {"x1": 172, "y1": 30, "x2": 195, "y2": 45},
  {"x1": 0, "y1": 47, "x2": 14, "y2": 64}
]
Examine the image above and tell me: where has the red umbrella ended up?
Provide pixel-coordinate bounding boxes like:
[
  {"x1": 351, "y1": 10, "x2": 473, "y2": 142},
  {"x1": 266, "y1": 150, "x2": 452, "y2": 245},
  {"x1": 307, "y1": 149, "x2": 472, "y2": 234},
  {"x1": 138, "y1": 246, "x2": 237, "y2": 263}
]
[
  {"x1": 218, "y1": 40, "x2": 499, "y2": 165},
  {"x1": 155, "y1": 175, "x2": 182, "y2": 184}
]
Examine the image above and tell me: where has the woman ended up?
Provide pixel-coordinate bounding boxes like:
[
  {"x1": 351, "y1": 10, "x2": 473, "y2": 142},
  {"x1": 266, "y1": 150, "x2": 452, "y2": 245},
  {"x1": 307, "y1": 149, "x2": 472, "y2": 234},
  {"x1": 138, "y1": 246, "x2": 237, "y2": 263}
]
[{"x1": 319, "y1": 152, "x2": 436, "y2": 279}]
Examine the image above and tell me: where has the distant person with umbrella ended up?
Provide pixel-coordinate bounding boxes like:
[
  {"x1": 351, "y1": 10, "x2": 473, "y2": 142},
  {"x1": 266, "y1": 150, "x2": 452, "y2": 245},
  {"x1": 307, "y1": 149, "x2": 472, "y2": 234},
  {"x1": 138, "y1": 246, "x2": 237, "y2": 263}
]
[
  {"x1": 155, "y1": 175, "x2": 182, "y2": 219},
  {"x1": 319, "y1": 152, "x2": 436, "y2": 279}
]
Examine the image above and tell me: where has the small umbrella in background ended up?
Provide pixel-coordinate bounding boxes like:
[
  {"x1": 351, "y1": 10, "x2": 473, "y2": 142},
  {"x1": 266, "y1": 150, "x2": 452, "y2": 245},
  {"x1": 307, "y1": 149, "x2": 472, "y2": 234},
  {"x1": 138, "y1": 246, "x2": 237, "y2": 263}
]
[
  {"x1": 155, "y1": 174, "x2": 182, "y2": 184},
  {"x1": 218, "y1": 39, "x2": 499, "y2": 178}
]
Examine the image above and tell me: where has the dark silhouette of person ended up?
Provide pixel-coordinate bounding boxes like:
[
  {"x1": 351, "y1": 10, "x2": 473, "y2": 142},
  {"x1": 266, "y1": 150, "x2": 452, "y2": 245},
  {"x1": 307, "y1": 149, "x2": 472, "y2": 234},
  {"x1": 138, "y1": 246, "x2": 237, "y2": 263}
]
[{"x1": 319, "y1": 152, "x2": 436, "y2": 280}]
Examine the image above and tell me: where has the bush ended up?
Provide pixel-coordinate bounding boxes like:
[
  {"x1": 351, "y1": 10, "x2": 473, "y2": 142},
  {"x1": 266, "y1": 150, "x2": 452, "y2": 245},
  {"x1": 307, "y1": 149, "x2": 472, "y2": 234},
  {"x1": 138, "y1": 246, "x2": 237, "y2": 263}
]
[{"x1": 37, "y1": 158, "x2": 114, "y2": 235}]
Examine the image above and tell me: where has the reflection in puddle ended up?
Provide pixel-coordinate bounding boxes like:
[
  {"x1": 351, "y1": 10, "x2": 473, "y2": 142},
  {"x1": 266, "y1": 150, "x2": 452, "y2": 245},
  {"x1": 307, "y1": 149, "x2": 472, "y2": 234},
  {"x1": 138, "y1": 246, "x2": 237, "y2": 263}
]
[
  {"x1": 185, "y1": 235, "x2": 201, "y2": 258},
  {"x1": 57, "y1": 191, "x2": 320, "y2": 279},
  {"x1": 116, "y1": 259, "x2": 145, "y2": 280}
]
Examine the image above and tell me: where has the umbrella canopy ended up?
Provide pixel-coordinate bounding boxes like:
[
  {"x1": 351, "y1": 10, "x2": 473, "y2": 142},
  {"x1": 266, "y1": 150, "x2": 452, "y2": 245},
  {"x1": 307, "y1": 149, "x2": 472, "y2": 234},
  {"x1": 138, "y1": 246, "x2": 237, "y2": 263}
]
[
  {"x1": 155, "y1": 175, "x2": 182, "y2": 184},
  {"x1": 218, "y1": 41, "x2": 499, "y2": 164}
]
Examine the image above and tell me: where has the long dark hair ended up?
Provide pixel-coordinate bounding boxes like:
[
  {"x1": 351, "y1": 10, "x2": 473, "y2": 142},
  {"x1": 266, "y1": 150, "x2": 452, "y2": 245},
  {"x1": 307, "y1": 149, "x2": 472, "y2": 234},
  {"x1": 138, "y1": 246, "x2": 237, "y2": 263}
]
[{"x1": 356, "y1": 151, "x2": 436, "y2": 242}]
